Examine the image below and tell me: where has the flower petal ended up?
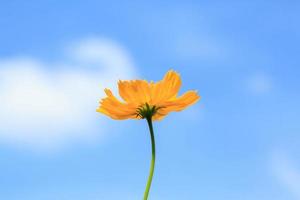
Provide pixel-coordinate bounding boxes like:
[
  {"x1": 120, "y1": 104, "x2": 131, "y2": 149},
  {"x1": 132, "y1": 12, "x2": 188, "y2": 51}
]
[
  {"x1": 97, "y1": 70, "x2": 201, "y2": 121},
  {"x1": 118, "y1": 80, "x2": 151, "y2": 104},
  {"x1": 97, "y1": 89, "x2": 137, "y2": 120},
  {"x1": 158, "y1": 90, "x2": 200, "y2": 114},
  {"x1": 151, "y1": 70, "x2": 182, "y2": 104}
]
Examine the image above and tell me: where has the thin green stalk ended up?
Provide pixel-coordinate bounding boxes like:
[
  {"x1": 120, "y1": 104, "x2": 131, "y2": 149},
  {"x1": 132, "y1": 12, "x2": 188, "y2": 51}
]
[{"x1": 143, "y1": 117, "x2": 156, "y2": 200}]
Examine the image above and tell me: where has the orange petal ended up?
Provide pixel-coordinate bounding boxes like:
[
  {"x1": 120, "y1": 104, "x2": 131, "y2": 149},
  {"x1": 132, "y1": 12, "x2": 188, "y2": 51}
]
[
  {"x1": 118, "y1": 80, "x2": 151, "y2": 104},
  {"x1": 152, "y1": 109, "x2": 169, "y2": 121},
  {"x1": 97, "y1": 88, "x2": 137, "y2": 120},
  {"x1": 159, "y1": 90, "x2": 200, "y2": 112},
  {"x1": 150, "y1": 70, "x2": 181, "y2": 104}
]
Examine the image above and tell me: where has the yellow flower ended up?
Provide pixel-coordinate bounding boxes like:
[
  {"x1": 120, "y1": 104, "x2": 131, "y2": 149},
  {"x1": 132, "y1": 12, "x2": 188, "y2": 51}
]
[
  {"x1": 97, "y1": 70, "x2": 200, "y2": 120},
  {"x1": 96, "y1": 70, "x2": 200, "y2": 199}
]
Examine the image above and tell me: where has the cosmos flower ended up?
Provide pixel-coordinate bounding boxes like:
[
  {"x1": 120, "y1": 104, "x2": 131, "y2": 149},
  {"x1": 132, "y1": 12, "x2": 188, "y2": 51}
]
[
  {"x1": 97, "y1": 70, "x2": 200, "y2": 120},
  {"x1": 97, "y1": 70, "x2": 200, "y2": 200}
]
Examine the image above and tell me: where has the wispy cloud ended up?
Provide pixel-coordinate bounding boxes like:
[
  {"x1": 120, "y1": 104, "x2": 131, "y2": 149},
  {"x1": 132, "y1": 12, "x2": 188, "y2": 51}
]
[
  {"x1": 271, "y1": 151, "x2": 300, "y2": 199},
  {"x1": 173, "y1": 35, "x2": 229, "y2": 61},
  {"x1": 0, "y1": 37, "x2": 137, "y2": 151},
  {"x1": 246, "y1": 73, "x2": 272, "y2": 95}
]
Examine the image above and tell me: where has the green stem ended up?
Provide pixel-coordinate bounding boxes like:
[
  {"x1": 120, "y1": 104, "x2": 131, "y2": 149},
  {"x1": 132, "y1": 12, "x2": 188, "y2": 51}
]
[{"x1": 143, "y1": 117, "x2": 156, "y2": 200}]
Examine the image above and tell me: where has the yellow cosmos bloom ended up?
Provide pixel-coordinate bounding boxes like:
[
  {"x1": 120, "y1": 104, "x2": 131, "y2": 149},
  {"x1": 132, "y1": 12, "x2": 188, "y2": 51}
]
[
  {"x1": 96, "y1": 70, "x2": 200, "y2": 200},
  {"x1": 97, "y1": 70, "x2": 200, "y2": 120}
]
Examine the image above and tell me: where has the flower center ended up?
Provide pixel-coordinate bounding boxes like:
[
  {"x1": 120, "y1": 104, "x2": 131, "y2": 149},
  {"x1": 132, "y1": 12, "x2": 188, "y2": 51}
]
[{"x1": 136, "y1": 103, "x2": 160, "y2": 119}]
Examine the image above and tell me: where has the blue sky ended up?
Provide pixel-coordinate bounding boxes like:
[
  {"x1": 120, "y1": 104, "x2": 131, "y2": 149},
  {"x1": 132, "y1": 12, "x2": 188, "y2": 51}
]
[{"x1": 0, "y1": 1, "x2": 300, "y2": 200}]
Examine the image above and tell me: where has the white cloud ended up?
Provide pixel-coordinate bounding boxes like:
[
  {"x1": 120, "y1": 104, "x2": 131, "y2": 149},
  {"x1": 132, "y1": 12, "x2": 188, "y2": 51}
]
[
  {"x1": 174, "y1": 35, "x2": 228, "y2": 60},
  {"x1": 0, "y1": 37, "x2": 137, "y2": 151},
  {"x1": 271, "y1": 151, "x2": 300, "y2": 199},
  {"x1": 247, "y1": 73, "x2": 272, "y2": 95}
]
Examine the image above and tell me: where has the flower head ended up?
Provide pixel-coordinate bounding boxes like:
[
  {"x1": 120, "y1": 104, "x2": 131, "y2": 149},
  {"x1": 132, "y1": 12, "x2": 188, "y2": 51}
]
[{"x1": 97, "y1": 70, "x2": 200, "y2": 120}]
